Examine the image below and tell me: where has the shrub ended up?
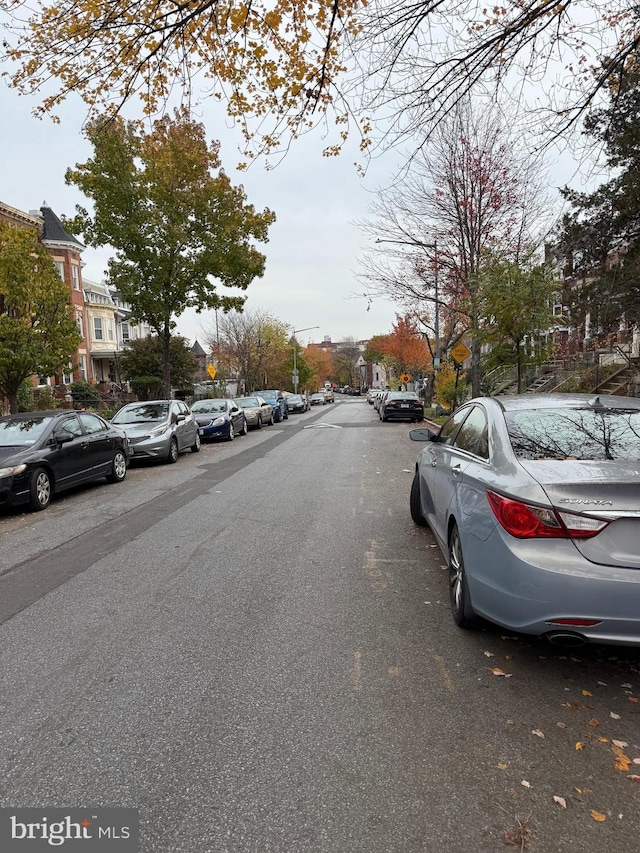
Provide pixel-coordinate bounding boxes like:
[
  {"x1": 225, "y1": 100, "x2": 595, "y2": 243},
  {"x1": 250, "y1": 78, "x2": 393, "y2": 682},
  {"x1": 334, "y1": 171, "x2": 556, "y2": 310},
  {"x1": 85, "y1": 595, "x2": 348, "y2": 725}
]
[
  {"x1": 70, "y1": 380, "x2": 101, "y2": 409},
  {"x1": 130, "y1": 376, "x2": 163, "y2": 401}
]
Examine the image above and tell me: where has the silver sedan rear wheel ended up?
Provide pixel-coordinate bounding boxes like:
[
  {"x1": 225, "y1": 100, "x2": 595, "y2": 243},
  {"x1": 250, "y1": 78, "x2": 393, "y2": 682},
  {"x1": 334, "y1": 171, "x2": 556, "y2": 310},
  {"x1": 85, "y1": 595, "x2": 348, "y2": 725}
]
[{"x1": 448, "y1": 524, "x2": 478, "y2": 629}]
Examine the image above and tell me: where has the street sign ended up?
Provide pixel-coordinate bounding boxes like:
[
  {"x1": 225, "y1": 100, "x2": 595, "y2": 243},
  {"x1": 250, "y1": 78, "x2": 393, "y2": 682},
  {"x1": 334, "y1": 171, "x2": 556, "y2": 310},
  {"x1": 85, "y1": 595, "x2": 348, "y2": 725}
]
[
  {"x1": 207, "y1": 364, "x2": 217, "y2": 379},
  {"x1": 292, "y1": 369, "x2": 299, "y2": 378},
  {"x1": 400, "y1": 373, "x2": 411, "y2": 383},
  {"x1": 450, "y1": 342, "x2": 471, "y2": 364}
]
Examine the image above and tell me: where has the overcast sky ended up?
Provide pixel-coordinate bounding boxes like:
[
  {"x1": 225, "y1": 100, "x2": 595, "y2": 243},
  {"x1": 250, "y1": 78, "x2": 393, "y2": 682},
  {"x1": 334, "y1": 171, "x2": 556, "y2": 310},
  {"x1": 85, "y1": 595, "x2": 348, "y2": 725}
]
[{"x1": 1, "y1": 79, "x2": 411, "y2": 349}]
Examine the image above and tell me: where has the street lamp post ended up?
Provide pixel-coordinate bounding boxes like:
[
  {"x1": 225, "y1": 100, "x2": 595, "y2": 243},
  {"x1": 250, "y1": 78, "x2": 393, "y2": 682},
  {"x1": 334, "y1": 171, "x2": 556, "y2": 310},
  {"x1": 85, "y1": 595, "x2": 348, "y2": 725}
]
[{"x1": 292, "y1": 326, "x2": 319, "y2": 393}]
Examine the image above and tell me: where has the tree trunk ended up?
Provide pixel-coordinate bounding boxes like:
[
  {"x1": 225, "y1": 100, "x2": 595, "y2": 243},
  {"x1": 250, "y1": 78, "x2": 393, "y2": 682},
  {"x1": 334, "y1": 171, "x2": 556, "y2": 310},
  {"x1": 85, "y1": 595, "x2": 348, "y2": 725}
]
[{"x1": 162, "y1": 322, "x2": 172, "y2": 398}]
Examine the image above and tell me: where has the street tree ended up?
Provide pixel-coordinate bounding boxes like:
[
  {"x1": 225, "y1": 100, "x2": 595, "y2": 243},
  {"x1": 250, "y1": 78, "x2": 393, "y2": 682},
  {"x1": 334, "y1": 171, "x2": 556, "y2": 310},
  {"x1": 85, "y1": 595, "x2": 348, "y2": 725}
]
[
  {"x1": 4, "y1": 0, "x2": 638, "y2": 159},
  {"x1": 65, "y1": 111, "x2": 275, "y2": 397},
  {"x1": 208, "y1": 310, "x2": 290, "y2": 393},
  {"x1": 358, "y1": 100, "x2": 551, "y2": 396},
  {"x1": 0, "y1": 222, "x2": 82, "y2": 413},
  {"x1": 118, "y1": 335, "x2": 197, "y2": 397},
  {"x1": 303, "y1": 345, "x2": 334, "y2": 391},
  {"x1": 556, "y1": 56, "x2": 640, "y2": 339},
  {"x1": 479, "y1": 255, "x2": 558, "y2": 393},
  {"x1": 364, "y1": 314, "x2": 430, "y2": 389},
  {"x1": 332, "y1": 338, "x2": 362, "y2": 388}
]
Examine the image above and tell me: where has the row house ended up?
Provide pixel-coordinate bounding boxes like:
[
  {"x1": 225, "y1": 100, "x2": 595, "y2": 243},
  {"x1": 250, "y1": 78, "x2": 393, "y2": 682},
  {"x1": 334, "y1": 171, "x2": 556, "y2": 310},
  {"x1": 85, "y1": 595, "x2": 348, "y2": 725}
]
[{"x1": 1, "y1": 199, "x2": 151, "y2": 392}]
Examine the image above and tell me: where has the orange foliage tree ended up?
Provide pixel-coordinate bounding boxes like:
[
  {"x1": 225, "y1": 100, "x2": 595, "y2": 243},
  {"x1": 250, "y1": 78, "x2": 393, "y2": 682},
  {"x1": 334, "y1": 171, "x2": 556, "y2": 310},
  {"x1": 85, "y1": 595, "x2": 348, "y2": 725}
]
[
  {"x1": 364, "y1": 315, "x2": 430, "y2": 386},
  {"x1": 303, "y1": 345, "x2": 334, "y2": 392}
]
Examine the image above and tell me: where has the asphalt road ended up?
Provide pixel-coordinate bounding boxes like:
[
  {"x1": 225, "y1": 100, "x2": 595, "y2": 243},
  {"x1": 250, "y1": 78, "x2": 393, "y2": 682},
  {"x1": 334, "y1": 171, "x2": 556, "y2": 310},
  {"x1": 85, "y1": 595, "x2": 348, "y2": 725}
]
[{"x1": 1, "y1": 397, "x2": 639, "y2": 852}]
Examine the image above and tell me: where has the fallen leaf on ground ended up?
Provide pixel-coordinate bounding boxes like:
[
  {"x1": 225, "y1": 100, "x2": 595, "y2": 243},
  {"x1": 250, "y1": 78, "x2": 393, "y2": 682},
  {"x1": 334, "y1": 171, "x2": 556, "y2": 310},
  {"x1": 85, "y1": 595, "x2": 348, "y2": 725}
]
[
  {"x1": 497, "y1": 762, "x2": 508, "y2": 770},
  {"x1": 627, "y1": 775, "x2": 640, "y2": 783},
  {"x1": 483, "y1": 651, "x2": 494, "y2": 657},
  {"x1": 575, "y1": 742, "x2": 586, "y2": 750},
  {"x1": 612, "y1": 740, "x2": 628, "y2": 748},
  {"x1": 556, "y1": 722, "x2": 566, "y2": 728},
  {"x1": 621, "y1": 683, "x2": 632, "y2": 688},
  {"x1": 553, "y1": 796, "x2": 567, "y2": 808},
  {"x1": 491, "y1": 667, "x2": 512, "y2": 677},
  {"x1": 628, "y1": 696, "x2": 639, "y2": 704},
  {"x1": 532, "y1": 729, "x2": 545, "y2": 738},
  {"x1": 588, "y1": 719, "x2": 599, "y2": 727},
  {"x1": 610, "y1": 712, "x2": 621, "y2": 719},
  {"x1": 582, "y1": 689, "x2": 593, "y2": 696},
  {"x1": 590, "y1": 810, "x2": 607, "y2": 822},
  {"x1": 521, "y1": 780, "x2": 531, "y2": 789}
]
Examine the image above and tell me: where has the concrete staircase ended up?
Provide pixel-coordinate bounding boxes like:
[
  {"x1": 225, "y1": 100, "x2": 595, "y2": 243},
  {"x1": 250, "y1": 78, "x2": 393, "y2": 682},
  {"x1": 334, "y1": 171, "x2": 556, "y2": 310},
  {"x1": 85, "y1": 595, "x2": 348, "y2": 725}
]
[{"x1": 594, "y1": 366, "x2": 636, "y2": 396}]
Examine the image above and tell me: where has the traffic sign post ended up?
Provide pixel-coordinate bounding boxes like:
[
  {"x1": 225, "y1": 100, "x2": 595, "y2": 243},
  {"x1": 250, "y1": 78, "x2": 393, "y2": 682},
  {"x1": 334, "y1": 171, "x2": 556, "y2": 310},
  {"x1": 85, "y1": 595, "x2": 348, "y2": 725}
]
[{"x1": 450, "y1": 342, "x2": 471, "y2": 364}]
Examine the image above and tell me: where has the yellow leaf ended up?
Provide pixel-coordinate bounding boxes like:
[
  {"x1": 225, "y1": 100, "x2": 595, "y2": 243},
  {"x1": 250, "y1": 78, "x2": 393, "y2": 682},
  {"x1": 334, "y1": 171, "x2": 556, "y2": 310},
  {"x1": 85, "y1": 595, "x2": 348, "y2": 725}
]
[
  {"x1": 590, "y1": 810, "x2": 607, "y2": 822},
  {"x1": 588, "y1": 718, "x2": 599, "y2": 727},
  {"x1": 575, "y1": 742, "x2": 585, "y2": 750},
  {"x1": 497, "y1": 763, "x2": 508, "y2": 770},
  {"x1": 582, "y1": 689, "x2": 592, "y2": 696}
]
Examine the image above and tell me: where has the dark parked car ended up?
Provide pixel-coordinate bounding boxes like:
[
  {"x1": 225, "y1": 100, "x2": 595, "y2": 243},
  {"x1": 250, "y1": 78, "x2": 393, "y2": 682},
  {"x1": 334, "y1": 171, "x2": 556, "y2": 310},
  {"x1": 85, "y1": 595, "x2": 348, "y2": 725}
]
[
  {"x1": 111, "y1": 400, "x2": 200, "y2": 463},
  {"x1": 0, "y1": 410, "x2": 129, "y2": 511},
  {"x1": 380, "y1": 391, "x2": 424, "y2": 422},
  {"x1": 191, "y1": 398, "x2": 247, "y2": 441},
  {"x1": 256, "y1": 390, "x2": 288, "y2": 421},
  {"x1": 409, "y1": 393, "x2": 640, "y2": 647},
  {"x1": 286, "y1": 394, "x2": 308, "y2": 414}
]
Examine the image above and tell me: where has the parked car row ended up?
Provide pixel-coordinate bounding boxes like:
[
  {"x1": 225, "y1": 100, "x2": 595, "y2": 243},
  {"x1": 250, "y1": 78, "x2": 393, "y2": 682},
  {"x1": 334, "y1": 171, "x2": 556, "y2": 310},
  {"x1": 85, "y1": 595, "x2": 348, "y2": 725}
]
[{"x1": 0, "y1": 389, "x2": 318, "y2": 513}]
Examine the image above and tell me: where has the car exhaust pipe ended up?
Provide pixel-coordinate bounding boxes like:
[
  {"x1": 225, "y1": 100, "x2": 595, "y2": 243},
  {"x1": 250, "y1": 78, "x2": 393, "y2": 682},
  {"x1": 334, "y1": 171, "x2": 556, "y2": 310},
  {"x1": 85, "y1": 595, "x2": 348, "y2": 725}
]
[{"x1": 545, "y1": 631, "x2": 588, "y2": 648}]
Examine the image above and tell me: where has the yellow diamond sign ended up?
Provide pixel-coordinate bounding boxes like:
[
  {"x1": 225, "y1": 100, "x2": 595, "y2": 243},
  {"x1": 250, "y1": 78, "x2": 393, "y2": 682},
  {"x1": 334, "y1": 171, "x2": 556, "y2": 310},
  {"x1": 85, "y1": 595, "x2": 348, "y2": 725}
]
[
  {"x1": 207, "y1": 364, "x2": 217, "y2": 380},
  {"x1": 450, "y1": 342, "x2": 471, "y2": 364}
]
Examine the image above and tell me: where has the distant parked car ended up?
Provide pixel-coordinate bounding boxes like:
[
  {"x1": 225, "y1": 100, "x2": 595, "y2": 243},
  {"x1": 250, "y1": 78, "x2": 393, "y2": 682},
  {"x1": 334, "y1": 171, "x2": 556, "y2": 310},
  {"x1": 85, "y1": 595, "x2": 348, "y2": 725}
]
[
  {"x1": 0, "y1": 410, "x2": 129, "y2": 511},
  {"x1": 324, "y1": 389, "x2": 334, "y2": 403},
  {"x1": 380, "y1": 391, "x2": 424, "y2": 422},
  {"x1": 234, "y1": 396, "x2": 274, "y2": 429},
  {"x1": 191, "y1": 398, "x2": 247, "y2": 441},
  {"x1": 256, "y1": 390, "x2": 288, "y2": 421},
  {"x1": 309, "y1": 392, "x2": 326, "y2": 406},
  {"x1": 111, "y1": 400, "x2": 200, "y2": 463},
  {"x1": 286, "y1": 394, "x2": 308, "y2": 414}
]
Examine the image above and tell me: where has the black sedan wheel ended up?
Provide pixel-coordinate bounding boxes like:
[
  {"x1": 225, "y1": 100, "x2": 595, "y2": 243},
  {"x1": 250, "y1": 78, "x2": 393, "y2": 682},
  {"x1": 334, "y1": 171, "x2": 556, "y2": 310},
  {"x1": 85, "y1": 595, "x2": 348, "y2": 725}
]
[
  {"x1": 448, "y1": 524, "x2": 478, "y2": 628},
  {"x1": 167, "y1": 437, "x2": 179, "y2": 464},
  {"x1": 409, "y1": 471, "x2": 427, "y2": 526},
  {"x1": 106, "y1": 449, "x2": 127, "y2": 483},
  {"x1": 29, "y1": 467, "x2": 52, "y2": 511}
]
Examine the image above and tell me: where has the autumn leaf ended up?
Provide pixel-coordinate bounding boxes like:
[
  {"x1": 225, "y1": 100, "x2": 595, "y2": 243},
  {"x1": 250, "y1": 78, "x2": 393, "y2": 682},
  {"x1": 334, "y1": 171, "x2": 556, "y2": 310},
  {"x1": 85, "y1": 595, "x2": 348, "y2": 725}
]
[
  {"x1": 553, "y1": 796, "x2": 567, "y2": 808},
  {"x1": 612, "y1": 740, "x2": 628, "y2": 748},
  {"x1": 575, "y1": 742, "x2": 586, "y2": 750},
  {"x1": 582, "y1": 689, "x2": 592, "y2": 696},
  {"x1": 491, "y1": 667, "x2": 512, "y2": 677},
  {"x1": 588, "y1": 719, "x2": 599, "y2": 727},
  {"x1": 590, "y1": 810, "x2": 607, "y2": 822},
  {"x1": 610, "y1": 712, "x2": 621, "y2": 719},
  {"x1": 497, "y1": 762, "x2": 508, "y2": 770},
  {"x1": 521, "y1": 780, "x2": 531, "y2": 789},
  {"x1": 531, "y1": 729, "x2": 545, "y2": 738}
]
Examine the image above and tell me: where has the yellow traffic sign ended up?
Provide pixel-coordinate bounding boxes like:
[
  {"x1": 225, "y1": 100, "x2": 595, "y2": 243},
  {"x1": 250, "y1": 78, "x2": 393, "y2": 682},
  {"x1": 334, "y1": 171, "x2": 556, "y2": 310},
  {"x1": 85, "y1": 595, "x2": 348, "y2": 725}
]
[
  {"x1": 450, "y1": 342, "x2": 471, "y2": 364},
  {"x1": 207, "y1": 364, "x2": 217, "y2": 379},
  {"x1": 400, "y1": 373, "x2": 411, "y2": 383}
]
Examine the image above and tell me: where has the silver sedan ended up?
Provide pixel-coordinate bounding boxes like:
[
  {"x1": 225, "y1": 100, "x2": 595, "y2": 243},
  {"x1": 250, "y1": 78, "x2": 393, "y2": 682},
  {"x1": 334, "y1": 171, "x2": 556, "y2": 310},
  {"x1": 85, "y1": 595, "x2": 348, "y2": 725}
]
[
  {"x1": 234, "y1": 396, "x2": 274, "y2": 429},
  {"x1": 410, "y1": 393, "x2": 640, "y2": 647},
  {"x1": 111, "y1": 400, "x2": 200, "y2": 463}
]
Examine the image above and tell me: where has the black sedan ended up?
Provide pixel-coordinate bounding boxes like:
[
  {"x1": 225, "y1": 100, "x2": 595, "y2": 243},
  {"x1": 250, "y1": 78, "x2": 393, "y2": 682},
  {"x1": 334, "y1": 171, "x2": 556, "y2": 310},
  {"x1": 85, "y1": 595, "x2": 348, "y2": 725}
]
[
  {"x1": 285, "y1": 394, "x2": 309, "y2": 414},
  {"x1": 380, "y1": 391, "x2": 424, "y2": 422},
  {"x1": 0, "y1": 410, "x2": 130, "y2": 511}
]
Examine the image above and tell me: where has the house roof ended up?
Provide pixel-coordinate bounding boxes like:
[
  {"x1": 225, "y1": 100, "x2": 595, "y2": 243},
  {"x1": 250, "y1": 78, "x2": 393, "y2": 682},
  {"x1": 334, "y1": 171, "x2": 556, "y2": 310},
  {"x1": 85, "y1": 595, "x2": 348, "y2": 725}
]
[
  {"x1": 191, "y1": 340, "x2": 206, "y2": 356},
  {"x1": 39, "y1": 205, "x2": 84, "y2": 249}
]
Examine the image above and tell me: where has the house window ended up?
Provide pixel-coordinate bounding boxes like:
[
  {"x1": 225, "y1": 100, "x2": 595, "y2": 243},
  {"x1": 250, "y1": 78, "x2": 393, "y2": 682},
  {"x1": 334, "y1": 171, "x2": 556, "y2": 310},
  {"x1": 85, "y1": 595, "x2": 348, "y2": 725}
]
[
  {"x1": 107, "y1": 320, "x2": 114, "y2": 341},
  {"x1": 121, "y1": 322, "x2": 130, "y2": 343},
  {"x1": 63, "y1": 362, "x2": 74, "y2": 385},
  {"x1": 37, "y1": 375, "x2": 51, "y2": 387},
  {"x1": 55, "y1": 261, "x2": 64, "y2": 279},
  {"x1": 71, "y1": 265, "x2": 80, "y2": 290},
  {"x1": 94, "y1": 317, "x2": 103, "y2": 340},
  {"x1": 80, "y1": 355, "x2": 87, "y2": 381},
  {"x1": 76, "y1": 311, "x2": 83, "y2": 336}
]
